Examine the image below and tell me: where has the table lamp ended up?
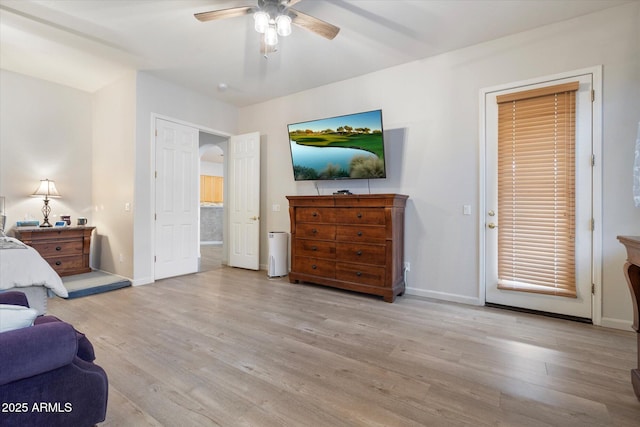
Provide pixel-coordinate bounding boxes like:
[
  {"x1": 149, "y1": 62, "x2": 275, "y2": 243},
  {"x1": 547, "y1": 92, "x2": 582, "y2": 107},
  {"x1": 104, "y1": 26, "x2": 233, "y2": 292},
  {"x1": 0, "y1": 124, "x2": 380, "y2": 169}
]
[{"x1": 31, "y1": 179, "x2": 61, "y2": 227}]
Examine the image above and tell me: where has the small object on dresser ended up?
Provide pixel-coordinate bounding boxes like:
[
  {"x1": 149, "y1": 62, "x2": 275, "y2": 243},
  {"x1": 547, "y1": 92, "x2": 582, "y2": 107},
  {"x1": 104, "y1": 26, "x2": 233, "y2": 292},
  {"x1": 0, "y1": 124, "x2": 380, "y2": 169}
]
[
  {"x1": 77, "y1": 217, "x2": 87, "y2": 226},
  {"x1": 61, "y1": 215, "x2": 71, "y2": 225},
  {"x1": 54, "y1": 221, "x2": 67, "y2": 227},
  {"x1": 16, "y1": 220, "x2": 39, "y2": 227}
]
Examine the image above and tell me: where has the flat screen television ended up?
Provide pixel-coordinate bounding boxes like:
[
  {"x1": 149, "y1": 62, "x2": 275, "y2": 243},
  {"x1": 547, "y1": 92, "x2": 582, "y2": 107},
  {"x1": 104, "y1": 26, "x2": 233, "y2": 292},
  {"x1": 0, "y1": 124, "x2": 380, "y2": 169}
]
[{"x1": 288, "y1": 109, "x2": 386, "y2": 181}]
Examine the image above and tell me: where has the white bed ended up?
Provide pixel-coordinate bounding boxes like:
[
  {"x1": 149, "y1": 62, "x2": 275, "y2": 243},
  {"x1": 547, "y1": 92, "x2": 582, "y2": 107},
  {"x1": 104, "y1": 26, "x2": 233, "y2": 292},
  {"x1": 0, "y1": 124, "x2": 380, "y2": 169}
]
[{"x1": 0, "y1": 236, "x2": 68, "y2": 314}]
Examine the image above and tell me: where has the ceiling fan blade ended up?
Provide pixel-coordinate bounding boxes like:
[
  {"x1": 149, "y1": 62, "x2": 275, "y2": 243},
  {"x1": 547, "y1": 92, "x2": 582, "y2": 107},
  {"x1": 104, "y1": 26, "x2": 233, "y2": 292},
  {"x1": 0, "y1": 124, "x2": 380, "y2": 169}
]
[
  {"x1": 194, "y1": 6, "x2": 254, "y2": 22},
  {"x1": 290, "y1": 9, "x2": 340, "y2": 40},
  {"x1": 287, "y1": 0, "x2": 303, "y2": 6}
]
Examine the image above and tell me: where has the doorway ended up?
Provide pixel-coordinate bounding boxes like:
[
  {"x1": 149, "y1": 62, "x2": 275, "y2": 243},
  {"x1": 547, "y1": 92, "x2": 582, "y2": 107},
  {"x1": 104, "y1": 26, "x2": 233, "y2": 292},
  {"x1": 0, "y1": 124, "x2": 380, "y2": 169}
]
[
  {"x1": 480, "y1": 67, "x2": 603, "y2": 322},
  {"x1": 199, "y1": 135, "x2": 226, "y2": 272},
  {"x1": 152, "y1": 116, "x2": 262, "y2": 281}
]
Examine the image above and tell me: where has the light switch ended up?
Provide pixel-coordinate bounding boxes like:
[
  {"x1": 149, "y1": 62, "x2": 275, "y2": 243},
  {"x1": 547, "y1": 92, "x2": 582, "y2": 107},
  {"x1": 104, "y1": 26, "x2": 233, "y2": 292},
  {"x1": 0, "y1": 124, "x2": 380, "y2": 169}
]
[
  {"x1": 463, "y1": 205, "x2": 471, "y2": 215},
  {"x1": 272, "y1": 204, "x2": 280, "y2": 212},
  {"x1": 125, "y1": 202, "x2": 131, "y2": 212}
]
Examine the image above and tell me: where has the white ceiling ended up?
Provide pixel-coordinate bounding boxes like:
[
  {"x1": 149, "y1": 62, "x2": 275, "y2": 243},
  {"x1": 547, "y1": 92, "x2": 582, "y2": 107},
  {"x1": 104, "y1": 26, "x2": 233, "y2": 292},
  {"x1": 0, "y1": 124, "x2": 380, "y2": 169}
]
[{"x1": 0, "y1": 0, "x2": 632, "y2": 107}]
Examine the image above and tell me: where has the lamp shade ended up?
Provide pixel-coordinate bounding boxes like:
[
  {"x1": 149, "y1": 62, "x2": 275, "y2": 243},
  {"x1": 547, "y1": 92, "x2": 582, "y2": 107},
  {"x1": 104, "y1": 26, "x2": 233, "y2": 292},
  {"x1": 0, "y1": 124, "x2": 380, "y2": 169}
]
[
  {"x1": 254, "y1": 11, "x2": 269, "y2": 33},
  {"x1": 275, "y1": 15, "x2": 291, "y2": 37},
  {"x1": 264, "y1": 25, "x2": 278, "y2": 46},
  {"x1": 31, "y1": 179, "x2": 61, "y2": 199}
]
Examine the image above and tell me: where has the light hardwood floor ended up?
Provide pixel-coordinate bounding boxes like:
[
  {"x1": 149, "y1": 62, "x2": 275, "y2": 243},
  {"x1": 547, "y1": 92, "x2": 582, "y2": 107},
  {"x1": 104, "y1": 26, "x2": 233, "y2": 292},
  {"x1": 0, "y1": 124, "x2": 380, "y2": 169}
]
[{"x1": 48, "y1": 267, "x2": 640, "y2": 426}]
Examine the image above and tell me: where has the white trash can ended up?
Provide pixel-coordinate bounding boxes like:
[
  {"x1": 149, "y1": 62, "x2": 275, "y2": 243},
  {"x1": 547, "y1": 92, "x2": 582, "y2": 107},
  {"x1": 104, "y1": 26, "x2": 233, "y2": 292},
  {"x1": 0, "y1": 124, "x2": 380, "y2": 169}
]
[{"x1": 267, "y1": 231, "x2": 288, "y2": 278}]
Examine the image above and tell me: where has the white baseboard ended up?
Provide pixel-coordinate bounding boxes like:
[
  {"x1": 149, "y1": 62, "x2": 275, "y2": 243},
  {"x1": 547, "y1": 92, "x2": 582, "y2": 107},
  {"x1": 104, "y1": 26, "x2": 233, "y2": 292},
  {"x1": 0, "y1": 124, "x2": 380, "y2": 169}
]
[
  {"x1": 405, "y1": 287, "x2": 481, "y2": 306},
  {"x1": 600, "y1": 317, "x2": 634, "y2": 331},
  {"x1": 131, "y1": 277, "x2": 153, "y2": 286}
]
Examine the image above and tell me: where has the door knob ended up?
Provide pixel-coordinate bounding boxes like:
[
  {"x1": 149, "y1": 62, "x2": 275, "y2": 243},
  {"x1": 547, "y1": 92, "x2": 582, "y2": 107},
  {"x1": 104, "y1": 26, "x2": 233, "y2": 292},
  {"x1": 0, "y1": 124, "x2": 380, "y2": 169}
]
[
  {"x1": 488, "y1": 210, "x2": 495, "y2": 217},
  {"x1": 249, "y1": 216, "x2": 260, "y2": 221},
  {"x1": 487, "y1": 222, "x2": 498, "y2": 229}
]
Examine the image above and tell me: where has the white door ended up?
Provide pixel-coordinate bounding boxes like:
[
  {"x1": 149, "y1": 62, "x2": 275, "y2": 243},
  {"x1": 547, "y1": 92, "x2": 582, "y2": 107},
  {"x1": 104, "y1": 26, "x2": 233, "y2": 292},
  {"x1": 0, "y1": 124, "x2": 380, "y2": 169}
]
[
  {"x1": 228, "y1": 132, "x2": 261, "y2": 270},
  {"x1": 154, "y1": 119, "x2": 199, "y2": 279},
  {"x1": 484, "y1": 73, "x2": 593, "y2": 319}
]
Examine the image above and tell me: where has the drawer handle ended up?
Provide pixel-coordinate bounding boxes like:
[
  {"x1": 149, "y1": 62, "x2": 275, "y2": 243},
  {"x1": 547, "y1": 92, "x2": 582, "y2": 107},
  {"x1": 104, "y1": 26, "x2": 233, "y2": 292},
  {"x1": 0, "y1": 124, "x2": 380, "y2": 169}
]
[
  {"x1": 312, "y1": 246, "x2": 318, "y2": 251},
  {"x1": 56, "y1": 246, "x2": 62, "y2": 251},
  {"x1": 356, "y1": 250, "x2": 362, "y2": 256},
  {"x1": 55, "y1": 261, "x2": 62, "y2": 266},
  {"x1": 356, "y1": 271, "x2": 362, "y2": 276},
  {"x1": 357, "y1": 231, "x2": 363, "y2": 236},
  {"x1": 312, "y1": 228, "x2": 318, "y2": 234},
  {"x1": 357, "y1": 212, "x2": 362, "y2": 218},
  {"x1": 312, "y1": 264, "x2": 317, "y2": 269},
  {"x1": 312, "y1": 211, "x2": 318, "y2": 217}
]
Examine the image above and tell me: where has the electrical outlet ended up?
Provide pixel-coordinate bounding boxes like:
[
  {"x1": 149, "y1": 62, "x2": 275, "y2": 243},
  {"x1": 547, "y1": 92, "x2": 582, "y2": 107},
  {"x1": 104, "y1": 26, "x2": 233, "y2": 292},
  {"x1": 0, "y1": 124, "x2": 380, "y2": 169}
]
[
  {"x1": 404, "y1": 262, "x2": 410, "y2": 272},
  {"x1": 272, "y1": 204, "x2": 280, "y2": 212}
]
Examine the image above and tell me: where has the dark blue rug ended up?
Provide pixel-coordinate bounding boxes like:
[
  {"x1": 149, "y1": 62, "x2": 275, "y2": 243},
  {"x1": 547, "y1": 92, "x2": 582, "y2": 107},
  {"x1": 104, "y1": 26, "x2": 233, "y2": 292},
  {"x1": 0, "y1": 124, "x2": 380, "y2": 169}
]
[{"x1": 62, "y1": 271, "x2": 131, "y2": 299}]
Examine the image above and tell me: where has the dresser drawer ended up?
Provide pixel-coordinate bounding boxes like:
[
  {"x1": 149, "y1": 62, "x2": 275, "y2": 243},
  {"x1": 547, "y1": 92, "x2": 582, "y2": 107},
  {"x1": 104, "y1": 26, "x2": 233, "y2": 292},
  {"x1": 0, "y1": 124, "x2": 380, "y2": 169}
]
[
  {"x1": 296, "y1": 207, "x2": 336, "y2": 223},
  {"x1": 296, "y1": 223, "x2": 336, "y2": 240},
  {"x1": 295, "y1": 239, "x2": 336, "y2": 259},
  {"x1": 336, "y1": 225, "x2": 386, "y2": 243},
  {"x1": 30, "y1": 240, "x2": 84, "y2": 257},
  {"x1": 293, "y1": 257, "x2": 335, "y2": 278},
  {"x1": 27, "y1": 229, "x2": 85, "y2": 241},
  {"x1": 336, "y1": 243, "x2": 385, "y2": 264},
  {"x1": 47, "y1": 256, "x2": 85, "y2": 274},
  {"x1": 336, "y1": 263, "x2": 385, "y2": 287},
  {"x1": 334, "y1": 208, "x2": 385, "y2": 225}
]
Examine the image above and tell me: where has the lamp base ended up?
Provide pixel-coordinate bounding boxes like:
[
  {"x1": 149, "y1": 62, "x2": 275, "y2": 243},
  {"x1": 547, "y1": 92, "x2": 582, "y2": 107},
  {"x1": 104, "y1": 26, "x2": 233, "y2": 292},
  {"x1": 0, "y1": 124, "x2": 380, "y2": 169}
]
[{"x1": 40, "y1": 199, "x2": 53, "y2": 227}]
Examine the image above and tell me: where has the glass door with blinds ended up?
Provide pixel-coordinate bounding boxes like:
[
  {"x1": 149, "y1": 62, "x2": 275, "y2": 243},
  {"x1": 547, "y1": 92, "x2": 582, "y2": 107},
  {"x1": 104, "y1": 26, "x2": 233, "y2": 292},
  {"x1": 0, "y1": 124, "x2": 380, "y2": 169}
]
[{"x1": 484, "y1": 74, "x2": 593, "y2": 319}]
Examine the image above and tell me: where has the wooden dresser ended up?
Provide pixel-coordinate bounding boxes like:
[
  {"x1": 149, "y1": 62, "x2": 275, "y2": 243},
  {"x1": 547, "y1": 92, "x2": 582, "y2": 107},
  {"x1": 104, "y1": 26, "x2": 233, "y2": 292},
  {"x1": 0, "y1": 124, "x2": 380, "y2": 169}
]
[
  {"x1": 15, "y1": 226, "x2": 95, "y2": 277},
  {"x1": 618, "y1": 235, "x2": 640, "y2": 401},
  {"x1": 287, "y1": 194, "x2": 408, "y2": 302}
]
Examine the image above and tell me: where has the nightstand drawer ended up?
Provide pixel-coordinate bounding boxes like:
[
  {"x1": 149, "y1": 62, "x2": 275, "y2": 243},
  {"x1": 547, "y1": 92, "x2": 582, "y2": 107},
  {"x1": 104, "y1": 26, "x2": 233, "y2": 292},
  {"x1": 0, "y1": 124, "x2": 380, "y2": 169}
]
[
  {"x1": 27, "y1": 228, "x2": 85, "y2": 241},
  {"x1": 30, "y1": 240, "x2": 84, "y2": 257},
  {"x1": 47, "y1": 256, "x2": 85, "y2": 275}
]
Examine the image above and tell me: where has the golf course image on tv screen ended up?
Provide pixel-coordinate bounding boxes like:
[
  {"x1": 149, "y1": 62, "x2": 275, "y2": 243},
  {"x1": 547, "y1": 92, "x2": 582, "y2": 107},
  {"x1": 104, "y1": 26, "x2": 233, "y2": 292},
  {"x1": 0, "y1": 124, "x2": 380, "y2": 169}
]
[{"x1": 288, "y1": 109, "x2": 386, "y2": 181}]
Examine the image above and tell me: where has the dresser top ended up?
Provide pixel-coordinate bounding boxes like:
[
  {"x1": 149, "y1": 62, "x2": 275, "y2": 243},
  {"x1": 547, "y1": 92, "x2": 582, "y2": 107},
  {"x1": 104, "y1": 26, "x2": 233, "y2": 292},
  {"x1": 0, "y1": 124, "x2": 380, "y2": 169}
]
[
  {"x1": 287, "y1": 193, "x2": 408, "y2": 207},
  {"x1": 15, "y1": 226, "x2": 95, "y2": 233}
]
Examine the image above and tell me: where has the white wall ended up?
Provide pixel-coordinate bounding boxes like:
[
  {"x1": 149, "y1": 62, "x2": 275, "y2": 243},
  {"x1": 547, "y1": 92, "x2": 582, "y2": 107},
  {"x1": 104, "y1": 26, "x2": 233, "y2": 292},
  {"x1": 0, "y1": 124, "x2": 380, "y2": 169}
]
[
  {"x1": 92, "y1": 71, "x2": 136, "y2": 277},
  {"x1": 0, "y1": 70, "x2": 92, "y2": 234},
  {"x1": 133, "y1": 72, "x2": 238, "y2": 284},
  {"x1": 201, "y1": 161, "x2": 223, "y2": 177},
  {"x1": 238, "y1": 3, "x2": 640, "y2": 326}
]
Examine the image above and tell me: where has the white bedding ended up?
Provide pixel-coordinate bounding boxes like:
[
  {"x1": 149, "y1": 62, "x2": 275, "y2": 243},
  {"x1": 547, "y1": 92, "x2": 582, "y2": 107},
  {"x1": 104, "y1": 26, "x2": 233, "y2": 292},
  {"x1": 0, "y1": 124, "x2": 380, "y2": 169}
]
[{"x1": 0, "y1": 237, "x2": 68, "y2": 298}]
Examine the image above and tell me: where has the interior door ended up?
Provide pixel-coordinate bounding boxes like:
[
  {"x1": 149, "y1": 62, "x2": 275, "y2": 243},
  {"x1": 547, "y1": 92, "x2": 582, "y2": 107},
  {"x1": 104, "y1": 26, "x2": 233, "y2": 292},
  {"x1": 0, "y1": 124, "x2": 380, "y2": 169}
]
[
  {"x1": 154, "y1": 118, "x2": 199, "y2": 279},
  {"x1": 484, "y1": 73, "x2": 593, "y2": 319},
  {"x1": 228, "y1": 132, "x2": 261, "y2": 270}
]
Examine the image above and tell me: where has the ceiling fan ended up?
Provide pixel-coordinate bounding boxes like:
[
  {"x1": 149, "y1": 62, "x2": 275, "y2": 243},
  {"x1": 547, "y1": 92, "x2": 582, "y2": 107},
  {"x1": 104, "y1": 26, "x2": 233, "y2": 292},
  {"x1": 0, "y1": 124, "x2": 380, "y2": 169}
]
[{"x1": 195, "y1": 0, "x2": 340, "y2": 56}]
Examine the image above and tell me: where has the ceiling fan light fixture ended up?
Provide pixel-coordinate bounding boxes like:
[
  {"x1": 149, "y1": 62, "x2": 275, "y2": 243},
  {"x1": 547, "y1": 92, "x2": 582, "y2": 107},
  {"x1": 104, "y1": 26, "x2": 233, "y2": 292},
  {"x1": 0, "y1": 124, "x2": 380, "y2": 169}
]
[
  {"x1": 264, "y1": 25, "x2": 278, "y2": 46},
  {"x1": 254, "y1": 11, "x2": 269, "y2": 33},
  {"x1": 275, "y1": 14, "x2": 291, "y2": 37}
]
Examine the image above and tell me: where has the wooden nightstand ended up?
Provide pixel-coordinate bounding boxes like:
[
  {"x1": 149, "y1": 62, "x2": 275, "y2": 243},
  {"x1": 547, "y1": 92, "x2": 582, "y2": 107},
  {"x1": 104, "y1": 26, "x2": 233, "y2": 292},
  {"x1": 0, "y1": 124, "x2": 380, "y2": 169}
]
[{"x1": 14, "y1": 226, "x2": 95, "y2": 277}]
